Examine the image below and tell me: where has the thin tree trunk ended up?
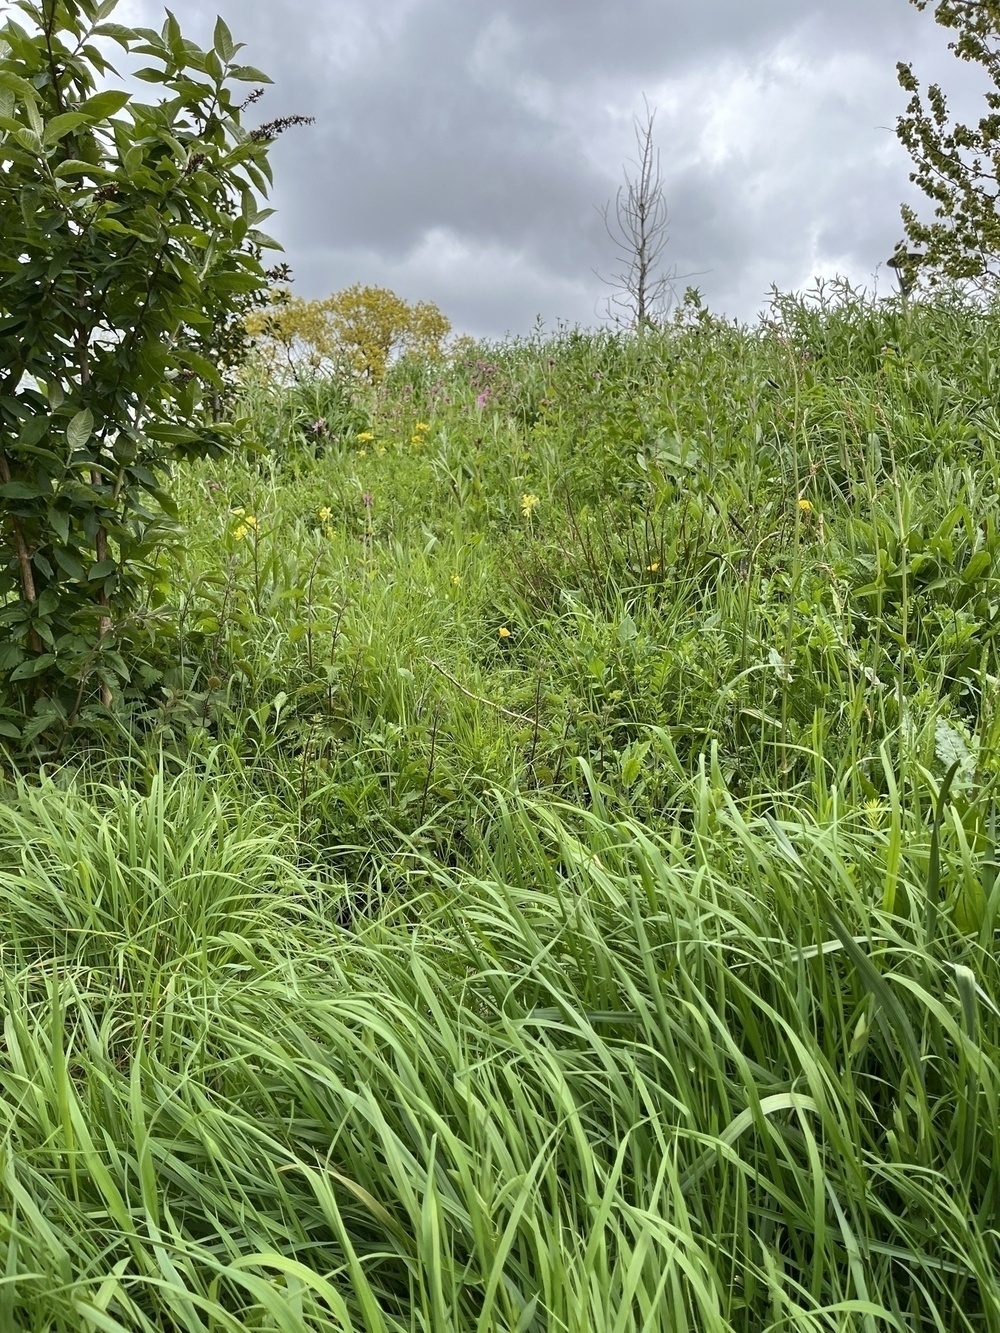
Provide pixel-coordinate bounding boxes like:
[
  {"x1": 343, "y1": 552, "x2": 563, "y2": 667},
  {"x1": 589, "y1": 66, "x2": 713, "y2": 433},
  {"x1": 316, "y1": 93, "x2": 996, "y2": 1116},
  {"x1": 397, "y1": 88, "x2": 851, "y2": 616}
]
[
  {"x1": 0, "y1": 449, "x2": 43, "y2": 654},
  {"x1": 78, "y1": 318, "x2": 113, "y2": 707}
]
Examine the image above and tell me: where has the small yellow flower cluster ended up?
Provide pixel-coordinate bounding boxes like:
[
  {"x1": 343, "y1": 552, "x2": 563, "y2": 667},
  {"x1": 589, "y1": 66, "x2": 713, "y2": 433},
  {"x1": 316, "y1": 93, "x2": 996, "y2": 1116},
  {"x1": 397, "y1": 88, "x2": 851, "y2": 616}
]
[
  {"x1": 520, "y1": 492, "x2": 539, "y2": 518},
  {"x1": 318, "y1": 506, "x2": 332, "y2": 523},
  {"x1": 411, "y1": 421, "x2": 431, "y2": 447},
  {"x1": 356, "y1": 430, "x2": 375, "y2": 444},
  {"x1": 498, "y1": 626, "x2": 511, "y2": 639},
  {"x1": 647, "y1": 560, "x2": 660, "y2": 573},
  {"x1": 450, "y1": 572, "x2": 461, "y2": 586},
  {"x1": 797, "y1": 498, "x2": 813, "y2": 513},
  {"x1": 232, "y1": 508, "x2": 257, "y2": 541},
  {"x1": 863, "y1": 797, "x2": 886, "y2": 829}
]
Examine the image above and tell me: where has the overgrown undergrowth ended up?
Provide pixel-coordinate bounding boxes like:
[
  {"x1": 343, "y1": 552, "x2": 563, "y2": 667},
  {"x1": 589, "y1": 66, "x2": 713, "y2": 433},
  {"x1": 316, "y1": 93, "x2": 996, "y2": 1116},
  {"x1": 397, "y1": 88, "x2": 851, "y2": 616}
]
[{"x1": 3, "y1": 285, "x2": 1000, "y2": 1328}]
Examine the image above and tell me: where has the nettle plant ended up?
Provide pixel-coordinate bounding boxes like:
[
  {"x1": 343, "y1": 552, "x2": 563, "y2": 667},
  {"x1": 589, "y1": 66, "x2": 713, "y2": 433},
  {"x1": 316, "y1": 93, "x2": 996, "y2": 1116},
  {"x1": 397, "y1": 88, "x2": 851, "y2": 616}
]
[{"x1": 0, "y1": 0, "x2": 304, "y2": 748}]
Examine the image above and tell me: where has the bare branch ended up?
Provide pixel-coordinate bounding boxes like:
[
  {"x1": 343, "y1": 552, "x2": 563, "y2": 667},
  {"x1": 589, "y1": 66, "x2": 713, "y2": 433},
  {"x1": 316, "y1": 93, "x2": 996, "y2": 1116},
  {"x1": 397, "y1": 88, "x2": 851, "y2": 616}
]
[{"x1": 596, "y1": 98, "x2": 679, "y2": 329}]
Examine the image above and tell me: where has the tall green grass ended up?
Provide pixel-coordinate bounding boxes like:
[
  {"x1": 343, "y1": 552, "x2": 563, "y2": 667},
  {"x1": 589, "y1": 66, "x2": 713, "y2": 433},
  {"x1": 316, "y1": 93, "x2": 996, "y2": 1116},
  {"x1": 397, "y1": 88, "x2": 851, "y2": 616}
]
[
  {"x1": 0, "y1": 756, "x2": 996, "y2": 1329},
  {"x1": 3, "y1": 285, "x2": 1000, "y2": 1327}
]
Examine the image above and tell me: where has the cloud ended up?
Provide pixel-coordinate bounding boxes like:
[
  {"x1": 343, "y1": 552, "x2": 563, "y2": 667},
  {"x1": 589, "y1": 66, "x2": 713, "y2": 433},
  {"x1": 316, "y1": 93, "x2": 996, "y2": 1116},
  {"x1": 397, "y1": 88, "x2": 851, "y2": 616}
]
[{"x1": 109, "y1": 0, "x2": 984, "y2": 335}]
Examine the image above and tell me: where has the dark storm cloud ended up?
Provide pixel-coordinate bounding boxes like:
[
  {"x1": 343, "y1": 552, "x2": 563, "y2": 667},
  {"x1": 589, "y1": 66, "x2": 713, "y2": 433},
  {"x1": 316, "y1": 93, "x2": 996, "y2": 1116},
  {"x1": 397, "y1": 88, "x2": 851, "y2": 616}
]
[{"x1": 119, "y1": 0, "x2": 982, "y2": 336}]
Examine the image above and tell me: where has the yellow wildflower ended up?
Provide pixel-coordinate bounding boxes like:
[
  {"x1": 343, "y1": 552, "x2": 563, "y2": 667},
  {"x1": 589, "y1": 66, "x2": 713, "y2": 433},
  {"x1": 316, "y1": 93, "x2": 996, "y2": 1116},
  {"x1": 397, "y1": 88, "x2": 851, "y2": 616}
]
[
  {"x1": 358, "y1": 449, "x2": 367, "y2": 458},
  {"x1": 233, "y1": 524, "x2": 248, "y2": 542},
  {"x1": 520, "y1": 493, "x2": 539, "y2": 518},
  {"x1": 451, "y1": 573, "x2": 461, "y2": 586},
  {"x1": 318, "y1": 506, "x2": 332, "y2": 523},
  {"x1": 415, "y1": 421, "x2": 430, "y2": 432},
  {"x1": 410, "y1": 435, "x2": 424, "y2": 445},
  {"x1": 797, "y1": 498, "x2": 813, "y2": 513},
  {"x1": 863, "y1": 798, "x2": 886, "y2": 829},
  {"x1": 357, "y1": 431, "x2": 375, "y2": 443},
  {"x1": 377, "y1": 446, "x2": 387, "y2": 456},
  {"x1": 498, "y1": 626, "x2": 511, "y2": 639},
  {"x1": 647, "y1": 560, "x2": 660, "y2": 573}
]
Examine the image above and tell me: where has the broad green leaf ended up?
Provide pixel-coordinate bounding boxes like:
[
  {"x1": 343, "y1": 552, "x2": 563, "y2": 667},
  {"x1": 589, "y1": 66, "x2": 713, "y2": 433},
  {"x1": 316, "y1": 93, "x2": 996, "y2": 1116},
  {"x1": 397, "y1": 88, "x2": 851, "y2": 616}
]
[
  {"x1": 18, "y1": 416, "x2": 49, "y2": 447},
  {"x1": 66, "y1": 409, "x2": 94, "y2": 451},
  {"x1": 91, "y1": 218, "x2": 132, "y2": 235},
  {"x1": 80, "y1": 90, "x2": 131, "y2": 121},
  {"x1": 213, "y1": 16, "x2": 236, "y2": 62},
  {"x1": 9, "y1": 653, "x2": 56, "y2": 681},
  {"x1": 93, "y1": 22, "x2": 136, "y2": 45},
  {"x1": 0, "y1": 481, "x2": 42, "y2": 499},
  {"x1": 43, "y1": 112, "x2": 89, "y2": 144},
  {"x1": 962, "y1": 549, "x2": 992, "y2": 584},
  {"x1": 52, "y1": 548, "x2": 85, "y2": 581},
  {"x1": 177, "y1": 347, "x2": 224, "y2": 388},
  {"x1": 23, "y1": 99, "x2": 43, "y2": 137},
  {"x1": 0, "y1": 71, "x2": 38, "y2": 101},
  {"x1": 13, "y1": 127, "x2": 42, "y2": 155},
  {"x1": 48, "y1": 509, "x2": 70, "y2": 546},
  {"x1": 52, "y1": 158, "x2": 102, "y2": 178},
  {"x1": 229, "y1": 65, "x2": 272, "y2": 82}
]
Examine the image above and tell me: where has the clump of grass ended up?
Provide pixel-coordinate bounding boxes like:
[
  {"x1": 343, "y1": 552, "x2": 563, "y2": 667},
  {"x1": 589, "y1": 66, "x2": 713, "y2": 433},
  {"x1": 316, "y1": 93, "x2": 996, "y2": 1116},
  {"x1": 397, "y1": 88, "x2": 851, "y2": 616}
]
[{"x1": 0, "y1": 763, "x2": 996, "y2": 1329}]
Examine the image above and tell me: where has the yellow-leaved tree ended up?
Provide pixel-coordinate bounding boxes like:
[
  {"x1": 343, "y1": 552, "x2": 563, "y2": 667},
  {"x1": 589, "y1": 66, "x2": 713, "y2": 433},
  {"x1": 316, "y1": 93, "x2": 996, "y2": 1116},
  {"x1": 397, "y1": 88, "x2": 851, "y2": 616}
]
[{"x1": 246, "y1": 284, "x2": 450, "y2": 381}]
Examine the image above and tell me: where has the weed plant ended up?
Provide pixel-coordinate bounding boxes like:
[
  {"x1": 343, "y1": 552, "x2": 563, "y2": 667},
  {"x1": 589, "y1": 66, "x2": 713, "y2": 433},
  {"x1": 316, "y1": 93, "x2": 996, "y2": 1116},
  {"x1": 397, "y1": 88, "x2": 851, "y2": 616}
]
[{"x1": 2, "y1": 284, "x2": 1000, "y2": 1328}]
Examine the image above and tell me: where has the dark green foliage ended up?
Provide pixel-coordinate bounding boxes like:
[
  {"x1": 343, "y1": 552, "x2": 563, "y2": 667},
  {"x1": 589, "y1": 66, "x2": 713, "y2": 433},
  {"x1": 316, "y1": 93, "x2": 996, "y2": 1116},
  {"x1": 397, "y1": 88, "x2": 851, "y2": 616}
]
[{"x1": 0, "y1": 0, "x2": 280, "y2": 742}]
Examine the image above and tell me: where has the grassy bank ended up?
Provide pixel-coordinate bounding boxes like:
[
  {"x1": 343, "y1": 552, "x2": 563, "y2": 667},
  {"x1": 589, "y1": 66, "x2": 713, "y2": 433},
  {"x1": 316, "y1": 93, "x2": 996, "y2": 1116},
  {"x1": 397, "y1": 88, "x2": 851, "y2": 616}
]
[{"x1": 3, "y1": 285, "x2": 1000, "y2": 1328}]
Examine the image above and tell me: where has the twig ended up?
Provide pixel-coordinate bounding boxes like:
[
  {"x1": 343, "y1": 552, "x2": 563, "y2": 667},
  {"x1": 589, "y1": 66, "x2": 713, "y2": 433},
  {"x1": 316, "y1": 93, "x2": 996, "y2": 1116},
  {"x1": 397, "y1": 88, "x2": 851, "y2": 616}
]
[{"x1": 425, "y1": 658, "x2": 539, "y2": 727}]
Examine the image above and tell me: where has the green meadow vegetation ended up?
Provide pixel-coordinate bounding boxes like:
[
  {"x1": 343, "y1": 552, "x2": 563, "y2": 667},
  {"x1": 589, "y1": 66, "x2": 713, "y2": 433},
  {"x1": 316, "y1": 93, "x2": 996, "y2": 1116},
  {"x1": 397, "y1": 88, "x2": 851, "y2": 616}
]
[
  {"x1": 9, "y1": 0, "x2": 1000, "y2": 1329},
  {"x1": 4, "y1": 283, "x2": 1000, "y2": 1329}
]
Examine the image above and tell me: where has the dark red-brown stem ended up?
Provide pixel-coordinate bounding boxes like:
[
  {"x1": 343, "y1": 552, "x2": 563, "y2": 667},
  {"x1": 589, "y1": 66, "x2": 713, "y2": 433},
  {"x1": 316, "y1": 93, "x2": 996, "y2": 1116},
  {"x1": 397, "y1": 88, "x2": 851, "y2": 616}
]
[{"x1": 0, "y1": 449, "x2": 43, "y2": 655}]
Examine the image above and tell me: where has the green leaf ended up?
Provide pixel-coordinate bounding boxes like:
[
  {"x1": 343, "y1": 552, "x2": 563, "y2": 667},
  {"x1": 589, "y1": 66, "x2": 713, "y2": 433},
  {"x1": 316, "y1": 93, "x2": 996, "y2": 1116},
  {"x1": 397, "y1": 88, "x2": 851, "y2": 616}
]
[
  {"x1": 178, "y1": 347, "x2": 224, "y2": 388},
  {"x1": 228, "y1": 65, "x2": 272, "y2": 83},
  {"x1": 43, "y1": 112, "x2": 90, "y2": 144},
  {"x1": 14, "y1": 127, "x2": 42, "y2": 155},
  {"x1": 80, "y1": 90, "x2": 131, "y2": 121},
  {"x1": 91, "y1": 217, "x2": 132, "y2": 235},
  {"x1": 10, "y1": 654, "x2": 56, "y2": 681},
  {"x1": 213, "y1": 16, "x2": 236, "y2": 62},
  {"x1": 0, "y1": 71, "x2": 39, "y2": 102},
  {"x1": 0, "y1": 645, "x2": 25, "y2": 672},
  {"x1": 93, "y1": 23, "x2": 136, "y2": 46},
  {"x1": 52, "y1": 158, "x2": 100, "y2": 178},
  {"x1": 67, "y1": 409, "x2": 94, "y2": 450},
  {"x1": 49, "y1": 508, "x2": 70, "y2": 545},
  {"x1": 149, "y1": 487, "x2": 179, "y2": 519},
  {"x1": 18, "y1": 416, "x2": 49, "y2": 447},
  {"x1": 0, "y1": 481, "x2": 42, "y2": 499},
  {"x1": 53, "y1": 548, "x2": 86, "y2": 581},
  {"x1": 962, "y1": 549, "x2": 992, "y2": 584}
]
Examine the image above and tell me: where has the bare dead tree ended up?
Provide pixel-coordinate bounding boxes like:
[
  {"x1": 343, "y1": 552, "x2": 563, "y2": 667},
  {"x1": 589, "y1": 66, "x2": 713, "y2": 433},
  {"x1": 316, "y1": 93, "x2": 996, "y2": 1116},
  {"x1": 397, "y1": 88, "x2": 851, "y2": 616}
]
[{"x1": 598, "y1": 99, "x2": 676, "y2": 329}]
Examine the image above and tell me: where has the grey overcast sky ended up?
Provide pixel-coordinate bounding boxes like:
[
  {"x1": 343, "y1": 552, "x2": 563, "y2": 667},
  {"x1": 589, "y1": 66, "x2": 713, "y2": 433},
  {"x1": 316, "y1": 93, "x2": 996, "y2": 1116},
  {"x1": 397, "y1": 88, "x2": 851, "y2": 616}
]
[{"x1": 116, "y1": 0, "x2": 983, "y2": 339}]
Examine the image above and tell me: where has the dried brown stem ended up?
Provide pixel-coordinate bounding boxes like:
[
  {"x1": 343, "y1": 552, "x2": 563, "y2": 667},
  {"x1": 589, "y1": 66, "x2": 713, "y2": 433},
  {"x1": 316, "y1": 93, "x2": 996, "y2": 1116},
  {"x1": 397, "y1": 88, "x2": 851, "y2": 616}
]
[{"x1": 425, "y1": 658, "x2": 539, "y2": 727}]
